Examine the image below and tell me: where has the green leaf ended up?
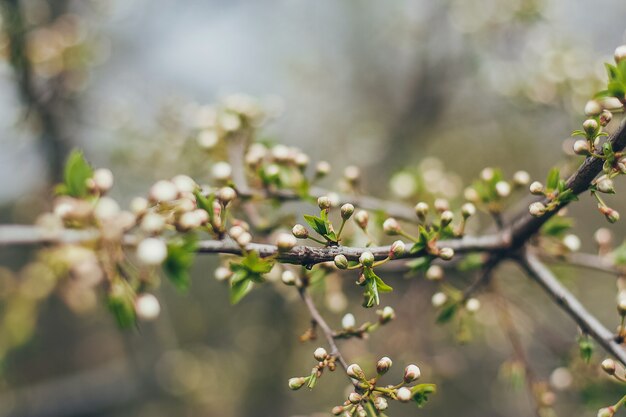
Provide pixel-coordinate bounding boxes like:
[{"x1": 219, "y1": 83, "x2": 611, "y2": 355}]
[
  {"x1": 365, "y1": 268, "x2": 393, "y2": 293},
  {"x1": 407, "y1": 257, "x2": 431, "y2": 272},
  {"x1": 612, "y1": 241, "x2": 626, "y2": 266},
  {"x1": 608, "y1": 81, "x2": 626, "y2": 98},
  {"x1": 578, "y1": 335, "x2": 594, "y2": 363},
  {"x1": 436, "y1": 302, "x2": 458, "y2": 324},
  {"x1": 605, "y1": 63, "x2": 619, "y2": 81},
  {"x1": 545, "y1": 168, "x2": 560, "y2": 191},
  {"x1": 228, "y1": 251, "x2": 275, "y2": 304},
  {"x1": 230, "y1": 272, "x2": 253, "y2": 304},
  {"x1": 59, "y1": 150, "x2": 94, "y2": 198},
  {"x1": 410, "y1": 383, "x2": 437, "y2": 407},
  {"x1": 457, "y1": 253, "x2": 484, "y2": 271},
  {"x1": 194, "y1": 189, "x2": 215, "y2": 222},
  {"x1": 241, "y1": 250, "x2": 275, "y2": 276},
  {"x1": 541, "y1": 216, "x2": 573, "y2": 237},
  {"x1": 303, "y1": 214, "x2": 328, "y2": 236},
  {"x1": 107, "y1": 280, "x2": 136, "y2": 329},
  {"x1": 163, "y1": 234, "x2": 198, "y2": 290}
]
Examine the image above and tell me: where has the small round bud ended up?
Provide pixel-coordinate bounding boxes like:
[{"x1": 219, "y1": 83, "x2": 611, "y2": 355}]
[
  {"x1": 236, "y1": 232, "x2": 252, "y2": 247},
  {"x1": 461, "y1": 203, "x2": 476, "y2": 218},
  {"x1": 426, "y1": 265, "x2": 444, "y2": 281},
  {"x1": 94, "y1": 197, "x2": 121, "y2": 221},
  {"x1": 327, "y1": 192, "x2": 340, "y2": 207},
  {"x1": 529, "y1": 202, "x2": 546, "y2": 217},
  {"x1": 130, "y1": 197, "x2": 149, "y2": 216},
  {"x1": 149, "y1": 180, "x2": 179, "y2": 202},
  {"x1": 438, "y1": 247, "x2": 454, "y2": 261},
  {"x1": 380, "y1": 306, "x2": 396, "y2": 323},
  {"x1": 615, "y1": 45, "x2": 626, "y2": 64},
  {"x1": 135, "y1": 293, "x2": 161, "y2": 321},
  {"x1": 348, "y1": 392, "x2": 362, "y2": 404},
  {"x1": 294, "y1": 152, "x2": 310, "y2": 169},
  {"x1": 334, "y1": 254, "x2": 349, "y2": 269},
  {"x1": 212, "y1": 161, "x2": 232, "y2": 180},
  {"x1": 318, "y1": 196, "x2": 332, "y2": 210},
  {"x1": 292, "y1": 224, "x2": 309, "y2": 239},
  {"x1": 376, "y1": 357, "x2": 393, "y2": 374},
  {"x1": 229, "y1": 225, "x2": 245, "y2": 239},
  {"x1": 389, "y1": 240, "x2": 406, "y2": 258},
  {"x1": 513, "y1": 170, "x2": 530, "y2": 186},
  {"x1": 359, "y1": 251, "x2": 375, "y2": 267},
  {"x1": 562, "y1": 234, "x2": 581, "y2": 252},
  {"x1": 573, "y1": 139, "x2": 591, "y2": 155},
  {"x1": 178, "y1": 211, "x2": 203, "y2": 230},
  {"x1": 331, "y1": 406, "x2": 344, "y2": 416},
  {"x1": 374, "y1": 397, "x2": 388, "y2": 411},
  {"x1": 583, "y1": 119, "x2": 599, "y2": 136},
  {"x1": 288, "y1": 377, "x2": 307, "y2": 390},
  {"x1": 340, "y1": 203, "x2": 355, "y2": 220},
  {"x1": 600, "y1": 206, "x2": 620, "y2": 224},
  {"x1": 354, "y1": 210, "x2": 369, "y2": 229},
  {"x1": 529, "y1": 181, "x2": 544, "y2": 195},
  {"x1": 315, "y1": 161, "x2": 331, "y2": 176},
  {"x1": 346, "y1": 363, "x2": 364, "y2": 379},
  {"x1": 137, "y1": 238, "x2": 168, "y2": 265},
  {"x1": 465, "y1": 298, "x2": 481, "y2": 313},
  {"x1": 618, "y1": 298, "x2": 626, "y2": 316},
  {"x1": 382, "y1": 218, "x2": 400, "y2": 235},
  {"x1": 434, "y1": 198, "x2": 450, "y2": 213},
  {"x1": 481, "y1": 167, "x2": 495, "y2": 181},
  {"x1": 281, "y1": 270, "x2": 297, "y2": 286},
  {"x1": 464, "y1": 187, "x2": 480, "y2": 202},
  {"x1": 598, "y1": 406, "x2": 615, "y2": 417},
  {"x1": 495, "y1": 181, "x2": 511, "y2": 198},
  {"x1": 342, "y1": 313, "x2": 356, "y2": 329},
  {"x1": 171, "y1": 175, "x2": 197, "y2": 193},
  {"x1": 431, "y1": 292, "x2": 448, "y2": 307},
  {"x1": 594, "y1": 228, "x2": 613, "y2": 246},
  {"x1": 396, "y1": 387, "x2": 412, "y2": 402},
  {"x1": 217, "y1": 186, "x2": 237, "y2": 204},
  {"x1": 404, "y1": 364, "x2": 421, "y2": 383},
  {"x1": 584, "y1": 100, "x2": 603, "y2": 117},
  {"x1": 596, "y1": 175, "x2": 615, "y2": 194},
  {"x1": 415, "y1": 202, "x2": 429, "y2": 220},
  {"x1": 214, "y1": 266, "x2": 232, "y2": 282},
  {"x1": 440, "y1": 210, "x2": 454, "y2": 227},
  {"x1": 600, "y1": 110, "x2": 613, "y2": 127},
  {"x1": 92, "y1": 168, "x2": 114, "y2": 193},
  {"x1": 344, "y1": 166, "x2": 360, "y2": 183},
  {"x1": 313, "y1": 347, "x2": 328, "y2": 361},
  {"x1": 276, "y1": 233, "x2": 297, "y2": 252},
  {"x1": 602, "y1": 358, "x2": 616, "y2": 375}
]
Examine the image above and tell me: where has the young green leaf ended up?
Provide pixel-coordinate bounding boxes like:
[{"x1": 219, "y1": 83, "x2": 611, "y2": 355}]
[
  {"x1": 163, "y1": 234, "x2": 198, "y2": 290},
  {"x1": 58, "y1": 150, "x2": 94, "y2": 198}
]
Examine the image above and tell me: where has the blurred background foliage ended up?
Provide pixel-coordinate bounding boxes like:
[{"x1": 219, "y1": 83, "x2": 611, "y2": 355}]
[{"x1": 1, "y1": 0, "x2": 626, "y2": 416}]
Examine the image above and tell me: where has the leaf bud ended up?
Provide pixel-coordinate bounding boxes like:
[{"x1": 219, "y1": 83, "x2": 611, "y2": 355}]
[
  {"x1": 334, "y1": 254, "x2": 349, "y2": 269},
  {"x1": 292, "y1": 224, "x2": 309, "y2": 239}
]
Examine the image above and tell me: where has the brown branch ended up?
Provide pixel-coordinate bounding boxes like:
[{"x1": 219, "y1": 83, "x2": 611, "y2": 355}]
[{"x1": 516, "y1": 252, "x2": 626, "y2": 365}]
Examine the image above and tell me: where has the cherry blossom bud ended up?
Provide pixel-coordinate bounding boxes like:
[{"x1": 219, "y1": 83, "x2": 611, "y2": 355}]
[
  {"x1": 229, "y1": 225, "x2": 245, "y2": 240},
  {"x1": 380, "y1": 306, "x2": 396, "y2": 323},
  {"x1": 318, "y1": 196, "x2": 332, "y2": 210},
  {"x1": 130, "y1": 197, "x2": 149, "y2": 216},
  {"x1": 529, "y1": 202, "x2": 546, "y2": 217},
  {"x1": 313, "y1": 347, "x2": 328, "y2": 361},
  {"x1": 461, "y1": 203, "x2": 476, "y2": 218},
  {"x1": 382, "y1": 218, "x2": 400, "y2": 235},
  {"x1": 464, "y1": 187, "x2": 480, "y2": 202},
  {"x1": 602, "y1": 358, "x2": 616, "y2": 375},
  {"x1": 288, "y1": 377, "x2": 307, "y2": 390},
  {"x1": 292, "y1": 224, "x2": 309, "y2": 239},
  {"x1": 327, "y1": 192, "x2": 340, "y2": 207},
  {"x1": 495, "y1": 181, "x2": 511, "y2": 198},
  {"x1": 600, "y1": 110, "x2": 613, "y2": 126},
  {"x1": 404, "y1": 364, "x2": 421, "y2": 383},
  {"x1": 214, "y1": 266, "x2": 231, "y2": 282},
  {"x1": 331, "y1": 406, "x2": 344, "y2": 415},
  {"x1": 584, "y1": 100, "x2": 603, "y2": 117},
  {"x1": 94, "y1": 197, "x2": 120, "y2": 221},
  {"x1": 171, "y1": 175, "x2": 196, "y2": 193},
  {"x1": 513, "y1": 170, "x2": 530, "y2": 186},
  {"x1": 529, "y1": 181, "x2": 544, "y2": 195},
  {"x1": 212, "y1": 161, "x2": 232, "y2": 180},
  {"x1": 389, "y1": 240, "x2": 406, "y2": 258},
  {"x1": 618, "y1": 297, "x2": 626, "y2": 315},
  {"x1": 599, "y1": 205, "x2": 620, "y2": 223},
  {"x1": 594, "y1": 228, "x2": 613, "y2": 246},
  {"x1": 92, "y1": 168, "x2": 114, "y2": 193},
  {"x1": 271, "y1": 144, "x2": 290, "y2": 162},
  {"x1": 217, "y1": 186, "x2": 237, "y2": 204},
  {"x1": 415, "y1": 202, "x2": 429, "y2": 221},
  {"x1": 573, "y1": 139, "x2": 591, "y2": 155},
  {"x1": 354, "y1": 210, "x2": 369, "y2": 229},
  {"x1": 135, "y1": 293, "x2": 160, "y2": 320},
  {"x1": 376, "y1": 357, "x2": 392, "y2": 374},
  {"x1": 596, "y1": 175, "x2": 615, "y2": 194},
  {"x1": 334, "y1": 254, "x2": 349, "y2": 269},
  {"x1": 434, "y1": 198, "x2": 450, "y2": 212},
  {"x1": 197, "y1": 129, "x2": 219, "y2": 149},
  {"x1": 281, "y1": 270, "x2": 296, "y2": 286},
  {"x1": 439, "y1": 247, "x2": 454, "y2": 260},
  {"x1": 617, "y1": 157, "x2": 626, "y2": 174},
  {"x1": 264, "y1": 163, "x2": 280, "y2": 179},
  {"x1": 396, "y1": 387, "x2": 412, "y2": 402},
  {"x1": 562, "y1": 234, "x2": 581, "y2": 252},
  {"x1": 340, "y1": 203, "x2": 355, "y2": 220},
  {"x1": 294, "y1": 153, "x2": 310, "y2": 169},
  {"x1": 346, "y1": 363, "x2": 365, "y2": 380},
  {"x1": 432, "y1": 292, "x2": 448, "y2": 307},
  {"x1": 597, "y1": 407, "x2": 615, "y2": 417},
  {"x1": 149, "y1": 180, "x2": 179, "y2": 202},
  {"x1": 374, "y1": 397, "x2": 388, "y2": 411},
  {"x1": 236, "y1": 232, "x2": 252, "y2": 247},
  {"x1": 426, "y1": 265, "x2": 444, "y2": 281},
  {"x1": 137, "y1": 238, "x2": 168, "y2": 265},
  {"x1": 440, "y1": 210, "x2": 454, "y2": 227},
  {"x1": 344, "y1": 166, "x2": 361, "y2": 183},
  {"x1": 615, "y1": 45, "x2": 626, "y2": 64},
  {"x1": 359, "y1": 251, "x2": 375, "y2": 267},
  {"x1": 276, "y1": 233, "x2": 297, "y2": 252},
  {"x1": 348, "y1": 392, "x2": 362, "y2": 404},
  {"x1": 583, "y1": 119, "x2": 599, "y2": 136},
  {"x1": 465, "y1": 297, "x2": 481, "y2": 313},
  {"x1": 315, "y1": 161, "x2": 331, "y2": 176},
  {"x1": 342, "y1": 313, "x2": 356, "y2": 329}
]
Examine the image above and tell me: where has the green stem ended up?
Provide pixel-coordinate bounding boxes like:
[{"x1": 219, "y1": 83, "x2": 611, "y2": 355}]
[
  {"x1": 307, "y1": 236, "x2": 328, "y2": 245},
  {"x1": 398, "y1": 229, "x2": 419, "y2": 243},
  {"x1": 336, "y1": 218, "x2": 347, "y2": 241}
]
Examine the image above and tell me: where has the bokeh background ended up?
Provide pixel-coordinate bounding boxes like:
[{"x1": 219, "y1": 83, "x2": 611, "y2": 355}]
[{"x1": 1, "y1": 1, "x2": 626, "y2": 416}]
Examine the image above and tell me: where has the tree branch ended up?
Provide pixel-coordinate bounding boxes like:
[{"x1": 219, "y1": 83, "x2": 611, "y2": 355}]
[{"x1": 516, "y1": 252, "x2": 626, "y2": 365}]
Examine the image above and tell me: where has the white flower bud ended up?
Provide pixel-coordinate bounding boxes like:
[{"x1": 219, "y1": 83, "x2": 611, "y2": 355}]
[
  {"x1": 598, "y1": 407, "x2": 615, "y2": 417},
  {"x1": 403, "y1": 364, "x2": 421, "y2": 383},
  {"x1": 292, "y1": 224, "x2": 309, "y2": 239},
  {"x1": 236, "y1": 232, "x2": 252, "y2": 247},
  {"x1": 346, "y1": 363, "x2": 364, "y2": 380},
  {"x1": 327, "y1": 192, "x2": 340, "y2": 207},
  {"x1": 600, "y1": 206, "x2": 620, "y2": 224},
  {"x1": 217, "y1": 186, "x2": 237, "y2": 204},
  {"x1": 317, "y1": 196, "x2": 332, "y2": 210},
  {"x1": 434, "y1": 198, "x2": 450, "y2": 212},
  {"x1": 594, "y1": 228, "x2": 612, "y2": 246},
  {"x1": 229, "y1": 225, "x2": 245, "y2": 240},
  {"x1": 529, "y1": 202, "x2": 546, "y2": 217},
  {"x1": 197, "y1": 129, "x2": 219, "y2": 149},
  {"x1": 288, "y1": 377, "x2": 307, "y2": 390},
  {"x1": 573, "y1": 139, "x2": 591, "y2": 155},
  {"x1": 271, "y1": 144, "x2": 290, "y2": 162},
  {"x1": 529, "y1": 181, "x2": 544, "y2": 195},
  {"x1": 596, "y1": 175, "x2": 615, "y2": 194},
  {"x1": 281, "y1": 270, "x2": 296, "y2": 286},
  {"x1": 315, "y1": 161, "x2": 331, "y2": 176},
  {"x1": 334, "y1": 254, "x2": 349, "y2": 269},
  {"x1": 171, "y1": 175, "x2": 197, "y2": 193},
  {"x1": 313, "y1": 347, "x2": 328, "y2": 361},
  {"x1": 396, "y1": 387, "x2": 412, "y2": 402},
  {"x1": 178, "y1": 211, "x2": 202, "y2": 230},
  {"x1": 130, "y1": 197, "x2": 149, "y2": 216},
  {"x1": 135, "y1": 293, "x2": 161, "y2": 321},
  {"x1": 615, "y1": 45, "x2": 626, "y2": 64},
  {"x1": 426, "y1": 265, "x2": 444, "y2": 281},
  {"x1": 380, "y1": 306, "x2": 396, "y2": 322},
  {"x1": 461, "y1": 203, "x2": 476, "y2": 218},
  {"x1": 344, "y1": 166, "x2": 360, "y2": 183},
  {"x1": 212, "y1": 161, "x2": 232, "y2": 180},
  {"x1": 600, "y1": 110, "x2": 613, "y2": 127},
  {"x1": 438, "y1": 247, "x2": 454, "y2": 260},
  {"x1": 342, "y1": 313, "x2": 356, "y2": 329},
  {"x1": 465, "y1": 298, "x2": 481, "y2": 313},
  {"x1": 340, "y1": 203, "x2": 355, "y2": 220},
  {"x1": 374, "y1": 396, "x2": 388, "y2": 411},
  {"x1": 149, "y1": 180, "x2": 179, "y2": 202},
  {"x1": 495, "y1": 181, "x2": 511, "y2": 198},
  {"x1": 376, "y1": 357, "x2": 392, "y2": 374},
  {"x1": 415, "y1": 202, "x2": 429, "y2": 220},
  {"x1": 583, "y1": 119, "x2": 599, "y2": 136},
  {"x1": 389, "y1": 240, "x2": 406, "y2": 258},
  {"x1": 214, "y1": 266, "x2": 231, "y2": 282},
  {"x1": 348, "y1": 392, "x2": 362, "y2": 404},
  {"x1": 584, "y1": 100, "x2": 603, "y2": 117},
  {"x1": 92, "y1": 168, "x2": 114, "y2": 193},
  {"x1": 464, "y1": 187, "x2": 480, "y2": 202},
  {"x1": 382, "y1": 218, "x2": 400, "y2": 235},
  {"x1": 137, "y1": 238, "x2": 168, "y2": 265},
  {"x1": 94, "y1": 197, "x2": 120, "y2": 221},
  {"x1": 513, "y1": 170, "x2": 530, "y2": 186},
  {"x1": 354, "y1": 210, "x2": 369, "y2": 229},
  {"x1": 359, "y1": 251, "x2": 375, "y2": 267},
  {"x1": 276, "y1": 233, "x2": 297, "y2": 252},
  {"x1": 431, "y1": 292, "x2": 448, "y2": 307},
  {"x1": 440, "y1": 210, "x2": 454, "y2": 227},
  {"x1": 140, "y1": 213, "x2": 166, "y2": 234},
  {"x1": 562, "y1": 234, "x2": 581, "y2": 252},
  {"x1": 294, "y1": 152, "x2": 310, "y2": 169},
  {"x1": 480, "y1": 167, "x2": 495, "y2": 181}
]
